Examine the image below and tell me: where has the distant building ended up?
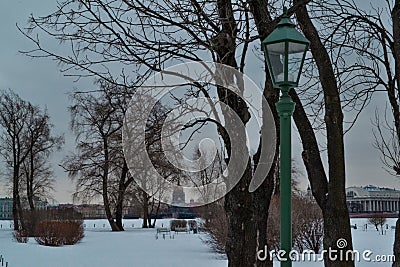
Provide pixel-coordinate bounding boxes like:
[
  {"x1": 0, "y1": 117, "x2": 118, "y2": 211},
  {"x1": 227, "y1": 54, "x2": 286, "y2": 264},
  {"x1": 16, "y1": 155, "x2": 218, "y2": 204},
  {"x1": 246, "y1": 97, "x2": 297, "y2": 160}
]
[
  {"x1": 0, "y1": 197, "x2": 48, "y2": 220},
  {"x1": 21, "y1": 197, "x2": 48, "y2": 210},
  {"x1": 51, "y1": 204, "x2": 136, "y2": 219},
  {"x1": 306, "y1": 185, "x2": 312, "y2": 199},
  {"x1": 346, "y1": 185, "x2": 400, "y2": 213},
  {"x1": 74, "y1": 204, "x2": 106, "y2": 219},
  {"x1": 0, "y1": 198, "x2": 13, "y2": 220},
  {"x1": 172, "y1": 187, "x2": 185, "y2": 205}
]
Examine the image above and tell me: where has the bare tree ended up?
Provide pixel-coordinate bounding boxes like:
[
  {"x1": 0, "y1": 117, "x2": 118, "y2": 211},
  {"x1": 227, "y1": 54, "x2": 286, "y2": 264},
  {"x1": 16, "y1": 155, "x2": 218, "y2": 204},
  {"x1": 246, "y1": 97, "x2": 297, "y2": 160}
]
[
  {"x1": 373, "y1": 109, "x2": 400, "y2": 176},
  {"x1": 0, "y1": 90, "x2": 32, "y2": 230},
  {"x1": 185, "y1": 140, "x2": 227, "y2": 204},
  {"x1": 0, "y1": 89, "x2": 61, "y2": 230},
  {"x1": 368, "y1": 214, "x2": 387, "y2": 235},
  {"x1": 62, "y1": 85, "x2": 125, "y2": 231},
  {"x1": 142, "y1": 101, "x2": 174, "y2": 228},
  {"x1": 63, "y1": 81, "x2": 178, "y2": 230},
  {"x1": 21, "y1": 105, "x2": 63, "y2": 210},
  {"x1": 309, "y1": 1, "x2": 400, "y2": 265}
]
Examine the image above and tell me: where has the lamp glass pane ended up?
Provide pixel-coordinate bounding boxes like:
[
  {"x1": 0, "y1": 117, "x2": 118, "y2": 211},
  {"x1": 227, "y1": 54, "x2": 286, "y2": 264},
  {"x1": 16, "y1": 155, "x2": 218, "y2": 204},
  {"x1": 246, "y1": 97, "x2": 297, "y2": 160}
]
[
  {"x1": 287, "y1": 42, "x2": 307, "y2": 83},
  {"x1": 266, "y1": 42, "x2": 285, "y2": 83},
  {"x1": 288, "y1": 42, "x2": 307, "y2": 54}
]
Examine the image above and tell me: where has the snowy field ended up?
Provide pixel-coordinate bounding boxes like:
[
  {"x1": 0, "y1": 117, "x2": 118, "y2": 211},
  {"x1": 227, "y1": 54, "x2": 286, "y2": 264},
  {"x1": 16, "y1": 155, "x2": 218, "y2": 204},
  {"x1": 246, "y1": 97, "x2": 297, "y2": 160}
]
[
  {"x1": 0, "y1": 218, "x2": 226, "y2": 267},
  {"x1": 0, "y1": 218, "x2": 396, "y2": 266}
]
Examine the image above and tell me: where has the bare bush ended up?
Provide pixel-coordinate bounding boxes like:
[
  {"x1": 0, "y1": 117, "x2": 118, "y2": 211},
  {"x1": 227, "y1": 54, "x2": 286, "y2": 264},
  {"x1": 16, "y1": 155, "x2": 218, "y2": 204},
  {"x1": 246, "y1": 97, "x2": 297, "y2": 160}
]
[
  {"x1": 13, "y1": 230, "x2": 29, "y2": 243},
  {"x1": 21, "y1": 208, "x2": 83, "y2": 237},
  {"x1": 268, "y1": 195, "x2": 323, "y2": 253},
  {"x1": 368, "y1": 215, "x2": 387, "y2": 234},
  {"x1": 293, "y1": 196, "x2": 323, "y2": 253},
  {"x1": 196, "y1": 201, "x2": 227, "y2": 254},
  {"x1": 267, "y1": 196, "x2": 281, "y2": 251},
  {"x1": 188, "y1": 220, "x2": 198, "y2": 231},
  {"x1": 198, "y1": 194, "x2": 323, "y2": 255},
  {"x1": 34, "y1": 220, "x2": 84, "y2": 246}
]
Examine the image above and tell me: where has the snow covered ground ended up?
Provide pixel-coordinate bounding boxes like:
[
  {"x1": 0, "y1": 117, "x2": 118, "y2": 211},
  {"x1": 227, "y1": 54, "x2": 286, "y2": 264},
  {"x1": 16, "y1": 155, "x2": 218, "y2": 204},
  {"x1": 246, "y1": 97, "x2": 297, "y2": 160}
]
[
  {"x1": 0, "y1": 218, "x2": 396, "y2": 266},
  {"x1": 0, "y1": 218, "x2": 226, "y2": 267}
]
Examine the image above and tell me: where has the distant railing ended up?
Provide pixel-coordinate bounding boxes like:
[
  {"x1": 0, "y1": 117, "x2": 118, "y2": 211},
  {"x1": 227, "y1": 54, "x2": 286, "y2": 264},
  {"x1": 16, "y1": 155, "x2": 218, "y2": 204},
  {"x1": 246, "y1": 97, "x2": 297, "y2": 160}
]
[
  {"x1": 82, "y1": 222, "x2": 136, "y2": 230},
  {"x1": 0, "y1": 222, "x2": 138, "y2": 230},
  {"x1": 0, "y1": 254, "x2": 9, "y2": 267},
  {"x1": 0, "y1": 223, "x2": 13, "y2": 229}
]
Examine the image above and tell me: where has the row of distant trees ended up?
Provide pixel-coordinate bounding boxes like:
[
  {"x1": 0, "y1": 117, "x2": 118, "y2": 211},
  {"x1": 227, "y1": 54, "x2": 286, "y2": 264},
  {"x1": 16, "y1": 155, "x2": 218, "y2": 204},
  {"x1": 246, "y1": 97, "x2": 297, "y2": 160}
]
[
  {"x1": 0, "y1": 86, "x2": 180, "y2": 232},
  {"x1": 0, "y1": 89, "x2": 63, "y2": 230}
]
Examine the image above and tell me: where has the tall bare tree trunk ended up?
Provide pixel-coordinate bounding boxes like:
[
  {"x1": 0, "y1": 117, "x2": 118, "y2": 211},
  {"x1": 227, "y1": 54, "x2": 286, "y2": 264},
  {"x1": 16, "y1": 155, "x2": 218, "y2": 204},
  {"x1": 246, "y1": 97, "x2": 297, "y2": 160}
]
[
  {"x1": 392, "y1": 0, "x2": 400, "y2": 141},
  {"x1": 213, "y1": 1, "x2": 278, "y2": 266},
  {"x1": 253, "y1": 149, "x2": 278, "y2": 267},
  {"x1": 27, "y1": 147, "x2": 35, "y2": 211},
  {"x1": 247, "y1": 2, "x2": 284, "y2": 266},
  {"x1": 115, "y1": 190, "x2": 125, "y2": 231},
  {"x1": 102, "y1": 136, "x2": 120, "y2": 231},
  {"x1": 249, "y1": 1, "x2": 353, "y2": 266},
  {"x1": 224, "y1": 162, "x2": 257, "y2": 266},
  {"x1": 294, "y1": 2, "x2": 354, "y2": 266},
  {"x1": 151, "y1": 200, "x2": 161, "y2": 228},
  {"x1": 13, "y1": 148, "x2": 21, "y2": 231},
  {"x1": 115, "y1": 160, "x2": 129, "y2": 231},
  {"x1": 13, "y1": 167, "x2": 20, "y2": 230},
  {"x1": 142, "y1": 191, "x2": 150, "y2": 228},
  {"x1": 214, "y1": 1, "x2": 258, "y2": 264}
]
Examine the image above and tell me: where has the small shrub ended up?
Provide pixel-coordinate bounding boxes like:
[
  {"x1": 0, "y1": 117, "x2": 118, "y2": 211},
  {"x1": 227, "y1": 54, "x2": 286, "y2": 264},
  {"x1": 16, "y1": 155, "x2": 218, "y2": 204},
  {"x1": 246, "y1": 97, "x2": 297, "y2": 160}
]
[
  {"x1": 170, "y1": 219, "x2": 187, "y2": 230},
  {"x1": 21, "y1": 210, "x2": 47, "y2": 236},
  {"x1": 199, "y1": 201, "x2": 227, "y2": 254},
  {"x1": 13, "y1": 229, "x2": 29, "y2": 243},
  {"x1": 271, "y1": 195, "x2": 324, "y2": 253},
  {"x1": 34, "y1": 220, "x2": 84, "y2": 246},
  {"x1": 21, "y1": 208, "x2": 84, "y2": 237},
  {"x1": 188, "y1": 220, "x2": 198, "y2": 230}
]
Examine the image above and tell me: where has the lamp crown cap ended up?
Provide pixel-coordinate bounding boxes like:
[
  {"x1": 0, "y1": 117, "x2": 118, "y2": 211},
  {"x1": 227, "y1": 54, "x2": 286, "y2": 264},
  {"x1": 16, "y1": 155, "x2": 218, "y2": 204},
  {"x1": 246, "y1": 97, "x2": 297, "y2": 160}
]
[{"x1": 278, "y1": 7, "x2": 295, "y2": 27}]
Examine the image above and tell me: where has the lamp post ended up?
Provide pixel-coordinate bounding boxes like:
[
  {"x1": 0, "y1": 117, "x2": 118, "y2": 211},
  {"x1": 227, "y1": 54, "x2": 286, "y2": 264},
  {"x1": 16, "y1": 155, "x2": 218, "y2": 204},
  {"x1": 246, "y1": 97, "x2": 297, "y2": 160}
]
[{"x1": 262, "y1": 7, "x2": 309, "y2": 267}]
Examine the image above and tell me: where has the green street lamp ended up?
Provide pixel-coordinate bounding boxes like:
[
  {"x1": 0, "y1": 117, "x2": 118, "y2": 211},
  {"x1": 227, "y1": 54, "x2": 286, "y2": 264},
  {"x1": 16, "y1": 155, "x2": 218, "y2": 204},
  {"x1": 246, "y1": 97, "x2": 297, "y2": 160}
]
[{"x1": 262, "y1": 7, "x2": 309, "y2": 267}]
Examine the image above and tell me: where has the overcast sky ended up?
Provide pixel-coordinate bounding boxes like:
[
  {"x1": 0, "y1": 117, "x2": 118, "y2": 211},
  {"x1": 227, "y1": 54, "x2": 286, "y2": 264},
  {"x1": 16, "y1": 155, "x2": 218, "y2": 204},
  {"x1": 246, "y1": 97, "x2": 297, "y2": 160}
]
[
  {"x1": 0, "y1": 0, "x2": 398, "y2": 203},
  {"x1": 0, "y1": 0, "x2": 96, "y2": 203}
]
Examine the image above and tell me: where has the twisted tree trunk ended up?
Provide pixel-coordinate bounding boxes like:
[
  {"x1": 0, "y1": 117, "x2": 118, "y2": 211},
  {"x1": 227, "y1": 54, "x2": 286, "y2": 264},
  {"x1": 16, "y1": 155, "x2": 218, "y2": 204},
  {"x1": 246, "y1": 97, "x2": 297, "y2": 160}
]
[
  {"x1": 294, "y1": 2, "x2": 353, "y2": 266},
  {"x1": 214, "y1": 2, "x2": 278, "y2": 266}
]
